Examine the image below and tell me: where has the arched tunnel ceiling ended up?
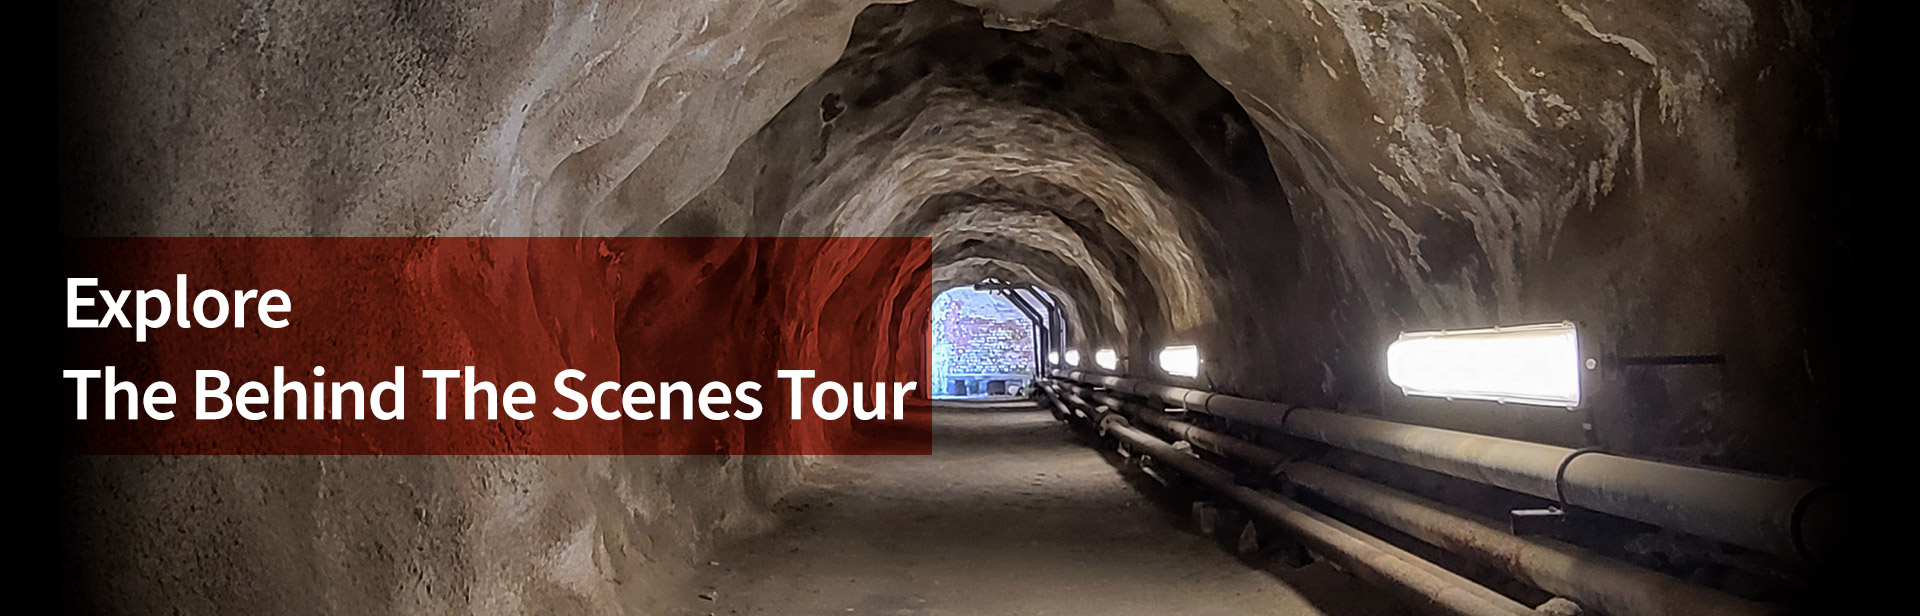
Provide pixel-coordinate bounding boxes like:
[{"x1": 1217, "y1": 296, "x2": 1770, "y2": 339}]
[
  {"x1": 66, "y1": 0, "x2": 1847, "y2": 469},
  {"x1": 675, "y1": 0, "x2": 1298, "y2": 351},
  {"x1": 935, "y1": 236, "x2": 1145, "y2": 345},
  {"x1": 75, "y1": 0, "x2": 1820, "y2": 335},
  {"x1": 782, "y1": 87, "x2": 1207, "y2": 328},
  {"x1": 646, "y1": 0, "x2": 1840, "y2": 467},
  {"x1": 51, "y1": 2, "x2": 1855, "y2": 612},
  {"x1": 932, "y1": 256, "x2": 1093, "y2": 337},
  {"x1": 918, "y1": 198, "x2": 1132, "y2": 340},
  {"x1": 402, "y1": 0, "x2": 1780, "y2": 326}
]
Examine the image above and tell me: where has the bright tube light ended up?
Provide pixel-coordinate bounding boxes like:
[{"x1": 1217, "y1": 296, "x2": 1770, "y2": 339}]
[
  {"x1": 1158, "y1": 345, "x2": 1201, "y2": 378},
  {"x1": 1063, "y1": 349, "x2": 1081, "y2": 366},
  {"x1": 1386, "y1": 321, "x2": 1582, "y2": 408},
  {"x1": 1094, "y1": 348, "x2": 1119, "y2": 371},
  {"x1": 1047, "y1": 351, "x2": 1060, "y2": 365}
]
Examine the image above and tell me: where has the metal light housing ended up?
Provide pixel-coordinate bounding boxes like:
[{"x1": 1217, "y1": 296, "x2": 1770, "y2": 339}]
[
  {"x1": 1386, "y1": 321, "x2": 1582, "y2": 408},
  {"x1": 1157, "y1": 344, "x2": 1200, "y2": 378}
]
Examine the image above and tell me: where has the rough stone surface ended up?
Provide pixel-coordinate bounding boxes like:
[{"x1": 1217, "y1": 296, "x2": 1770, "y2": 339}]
[
  {"x1": 60, "y1": 0, "x2": 1851, "y2": 611},
  {"x1": 674, "y1": 0, "x2": 1850, "y2": 477},
  {"x1": 64, "y1": 454, "x2": 802, "y2": 614}
]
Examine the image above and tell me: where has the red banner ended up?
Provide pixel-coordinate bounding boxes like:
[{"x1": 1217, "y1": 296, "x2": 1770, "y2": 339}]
[{"x1": 58, "y1": 237, "x2": 933, "y2": 455}]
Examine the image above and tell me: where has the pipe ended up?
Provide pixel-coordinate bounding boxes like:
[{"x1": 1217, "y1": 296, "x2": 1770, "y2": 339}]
[
  {"x1": 1040, "y1": 382, "x2": 1104, "y2": 424},
  {"x1": 1082, "y1": 393, "x2": 1782, "y2": 616},
  {"x1": 1050, "y1": 374, "x2": 1838, "y2": 567},
  {"x1": 1041, "y1": 390, "x2": 1079, "y2": 421},
  {"x1": 1098, "y1": 419, "x2": 1539, "y2": 616},
  {"x1": 1054, "y1": 385, "x2": 1106, "y2": 420},
  {"x1": 1282, "y1": 463, "x2": 1785, "y2": 616},
  {"x1": 1084, "y1": 390, "x2": 1289, "y2": 471},
  {"x1": 1058, "y1": 374, "x2": 1830, "y2": 564}
]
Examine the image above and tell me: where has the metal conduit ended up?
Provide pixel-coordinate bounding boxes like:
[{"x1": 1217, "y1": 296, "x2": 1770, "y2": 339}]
[
  {"x1": 1050, "y1": 372, "x2": 1840, "y2": 567},
  {"x1": 1042, "y1": 382, "x2": 1104, "y2": 422},
  {"x1": 1078, "y1": 393, "x2": 1784, "y2": 616},
  {"x1": 1096, "y1": 418, "x2": 1541, "y2": 616}
]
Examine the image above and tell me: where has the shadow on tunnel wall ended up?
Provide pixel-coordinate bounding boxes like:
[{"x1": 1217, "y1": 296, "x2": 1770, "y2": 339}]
[{"x1": 51, "y1": 0, "x2": 1865, "y2": 611}]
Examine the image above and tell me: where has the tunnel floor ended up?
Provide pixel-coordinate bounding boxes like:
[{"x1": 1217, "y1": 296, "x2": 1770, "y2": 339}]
[{"x1": 673, "y1": 400, "x2": 1410, "y2": 615}]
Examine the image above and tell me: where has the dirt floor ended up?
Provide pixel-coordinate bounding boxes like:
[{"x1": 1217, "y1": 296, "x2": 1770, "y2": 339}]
[{"x1": 673, "y1": 399, "x2": 1409, "y2": 615}]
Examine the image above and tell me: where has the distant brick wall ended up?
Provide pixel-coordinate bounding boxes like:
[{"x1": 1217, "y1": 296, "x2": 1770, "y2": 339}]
[{"x1": 933, "y1": 288, "x2": 1035, "y2": 378}]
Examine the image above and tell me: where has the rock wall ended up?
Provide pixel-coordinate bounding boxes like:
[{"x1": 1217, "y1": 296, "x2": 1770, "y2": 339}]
[
  {"x1": 675, "y1": 0, "x2": 1851, "y2": 476},
  {"x1": 59, "y1": 0, "x2": 1852, "y2": 610},
  {"x1": 64, "y1": 455, "x2": 798, "y2": 613},
  {"x1": 61, "y1": 1, "x2": 875, "y2": 611}
]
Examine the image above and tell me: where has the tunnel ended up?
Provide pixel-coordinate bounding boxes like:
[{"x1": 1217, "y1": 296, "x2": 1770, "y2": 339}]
[{"x1": 54, "y1": 0, "x2": 1859, "y2": 614}]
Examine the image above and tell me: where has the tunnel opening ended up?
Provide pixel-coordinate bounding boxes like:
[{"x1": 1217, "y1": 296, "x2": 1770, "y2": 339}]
[
  {"x1": 53, "y1": 0, "x2": 1858, "y2": 611},
  {"x1": 678, "y1": 0, "x2": 1304, "y2": 403},
  {"x1": 672, "y1": 0, "x2": 1852, "y2": 609},
  {"x1": 931, "y1": 285, "x2": 1046, "y2": 398}
]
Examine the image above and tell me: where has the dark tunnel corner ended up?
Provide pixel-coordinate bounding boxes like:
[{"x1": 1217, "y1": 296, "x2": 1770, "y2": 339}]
[{"x1": 1813, "y1": 1, "x2": 1888, "y2": 601}]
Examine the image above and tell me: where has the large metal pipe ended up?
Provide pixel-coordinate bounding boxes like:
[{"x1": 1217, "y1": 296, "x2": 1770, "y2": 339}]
[
  {"x1": 1282, "y1": 463, "x2": 1785, "y2": 616},
  {"x1": 1051, "y1": 373, "x2": 1837, "y2": 567},
  {"x1": 1085, "y1": 390, "x2": 1290, "y2": 471},
  {"x1": 1043, "y1": 382, "x2": 1104, "y2": 422},
  {"x1": 1040, "y1": 388, "x2": 1079, "y2": 421},
  {"x1": 1081, "y1": 393, "x2": 1783, "y2": 616},
  {"x1": 1097, "y1": 419, "x2": 1539, "y2": 616}
]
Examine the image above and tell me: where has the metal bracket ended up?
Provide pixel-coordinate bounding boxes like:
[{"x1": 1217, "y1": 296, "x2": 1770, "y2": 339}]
[
  {"x1": 1509, "y1": 506, "x2": 1566, "y2": 537},
  {"x1": 1602, "y1": 353, "x2": 1725, "y2": 369}
]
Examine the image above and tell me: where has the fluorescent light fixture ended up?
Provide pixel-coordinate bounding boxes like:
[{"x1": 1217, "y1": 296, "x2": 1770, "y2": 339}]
[
  {"x1": 1158, "y1": 344, "x2": 1201, "y2": 378},
  {"x1": 1047, "y1": 351, "x2": 1060, "y2": 365},
  {"x1": 1386, "y1": 321, "x2": 1582, "y2": 408},
  {"x1": 1094, "y1": 348, "x2": 1119, "y2": 371},
  {"x1": 1063, "y1": 349, "x2": 1081, "y2": 366}
]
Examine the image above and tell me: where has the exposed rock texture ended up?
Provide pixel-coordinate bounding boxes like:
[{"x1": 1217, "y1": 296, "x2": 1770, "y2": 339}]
[
  {"x1": 65, "y1": 455, "x2": 798, "y2": 614},
  {"x1": 673, "y1": 0, "x2": 1849, "y2": 474},
  {"x1": 680, "y1": 2, "x2": 1301, "y2": 368},
  {"x1": 59, "y1": 0, "x2": 1851, "y2": 612}
]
